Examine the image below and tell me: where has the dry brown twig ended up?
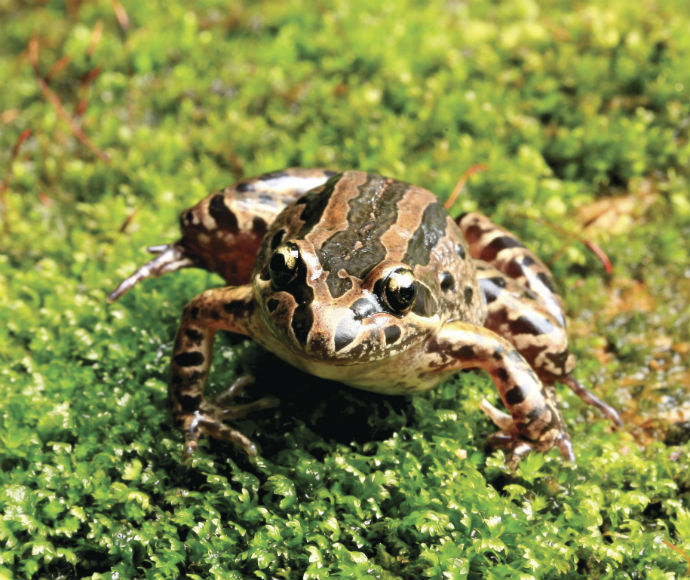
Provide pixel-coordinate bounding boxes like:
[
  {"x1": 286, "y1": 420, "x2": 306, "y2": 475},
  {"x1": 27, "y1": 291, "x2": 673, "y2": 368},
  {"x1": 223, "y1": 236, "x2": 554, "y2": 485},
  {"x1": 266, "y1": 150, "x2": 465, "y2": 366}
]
[
  {"x1": 661, "y1": 540, "x2": 690, "y2": 577},
  {"x1": 110, "y1": 0, "x2": 130, "y2": 34},
  {"x1": 28, "y1": 36, "x2": 110, "y2": 163},
  {"x1": 118, "y1": 206, "x2": 142, "y2": 233},
  {"x1": 0, "y1": 129, "x2": 32, "y2": 232},
  {"x1": 444, "y1": 163, "x2": 487, "y2": 212},
  {"x1": 443, "y1": 163, "x2": 612, "y2": 275}
]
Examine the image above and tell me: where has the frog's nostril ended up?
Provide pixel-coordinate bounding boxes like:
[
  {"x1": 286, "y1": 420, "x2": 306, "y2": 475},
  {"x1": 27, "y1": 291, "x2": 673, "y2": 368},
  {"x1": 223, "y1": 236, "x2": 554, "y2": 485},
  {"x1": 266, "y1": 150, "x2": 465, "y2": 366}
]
[
  {"x1": 334, "y1": 316, "x2": 361, "y2": 351},
  {"x1": 384, "y1": 325, "x2": 401, "y2": 344}
]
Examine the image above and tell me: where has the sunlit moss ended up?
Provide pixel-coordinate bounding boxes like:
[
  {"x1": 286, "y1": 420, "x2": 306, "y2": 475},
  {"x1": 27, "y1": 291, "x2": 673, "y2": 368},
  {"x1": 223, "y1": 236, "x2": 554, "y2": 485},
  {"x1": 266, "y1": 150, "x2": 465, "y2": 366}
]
[{"x1": 1, "y1": 0, "x2": 689, "y2": 578}]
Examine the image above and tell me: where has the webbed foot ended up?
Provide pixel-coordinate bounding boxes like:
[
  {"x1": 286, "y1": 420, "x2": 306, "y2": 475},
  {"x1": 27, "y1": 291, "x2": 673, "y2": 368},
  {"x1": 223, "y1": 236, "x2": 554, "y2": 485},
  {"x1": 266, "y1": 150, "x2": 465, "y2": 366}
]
[
  {"x1": 180, "y1": 376, "x2": 279, "y2": 460},
  {"x1": 108, "y1": 242, "x2": 194, "y2": 302},
  {"x1": 480, "y1": 398, "x2": 575, "y2": 468},
  {"x1": 561, "y1": 375, "x2": 623, "y2": 428}
]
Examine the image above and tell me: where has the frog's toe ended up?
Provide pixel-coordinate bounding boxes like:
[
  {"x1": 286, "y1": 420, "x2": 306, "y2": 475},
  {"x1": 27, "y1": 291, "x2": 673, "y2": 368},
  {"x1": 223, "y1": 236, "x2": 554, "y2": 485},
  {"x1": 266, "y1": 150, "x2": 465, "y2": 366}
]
[
  {"x1": 209, "y1": 376, "x2": 280, "y2": 419},
  {"x1": 212, "y1": 375, "x2": 255, "y2": 406},
  {"x1": 484, "y1": 431, "x2": 534, "y2": 468},
  {"x1": 108, "y1": 242, "x2": 194, "y2": 302},
  {"x1": 485, "y1": 428, "x2": 576, "y2": 468},
  {"x1": 480, "y1": 398, "x2": 513, "y2": 430},
  {"x1": 215, "y1": 397, "x2": 280, "y2": 420},
  {"x1": 177, "y1": 378, "x2": 279, "y2": 460},
  {"x1": 561, "y1": 375, "x2": 623, "y2": 428},
  {"x1": 481, "y1": 399, "x2": 533, "y2": 466},
  {"x1": 182, "y1": 410, "x2": 259, "y2": 460},
  {"x1": 555, "y1": 432, "x2": 576, "y2": 464}
]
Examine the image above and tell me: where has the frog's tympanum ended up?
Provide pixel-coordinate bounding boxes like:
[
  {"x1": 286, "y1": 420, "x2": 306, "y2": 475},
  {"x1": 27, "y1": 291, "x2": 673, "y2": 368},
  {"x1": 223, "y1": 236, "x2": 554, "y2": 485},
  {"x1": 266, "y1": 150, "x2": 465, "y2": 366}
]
[{"x1": 109, "y1": 169, "x2": 621, "y2": 466}]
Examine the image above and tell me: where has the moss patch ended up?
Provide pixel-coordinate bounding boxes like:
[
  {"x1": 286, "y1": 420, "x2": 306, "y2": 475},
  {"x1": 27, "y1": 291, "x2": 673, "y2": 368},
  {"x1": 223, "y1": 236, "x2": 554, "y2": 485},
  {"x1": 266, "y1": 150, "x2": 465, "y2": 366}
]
[{"x1": 1, "y1": 0, "x2": 689, "y2": 578}]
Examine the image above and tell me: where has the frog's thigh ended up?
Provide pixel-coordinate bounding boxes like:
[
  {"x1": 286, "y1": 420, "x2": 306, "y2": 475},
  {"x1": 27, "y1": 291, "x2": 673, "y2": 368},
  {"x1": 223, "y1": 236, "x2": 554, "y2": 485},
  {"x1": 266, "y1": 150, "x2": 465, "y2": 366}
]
[
  {"x1": 169, "y1": 284, "x2": 262, "y2": 457},
  {"x1": 475, "y1": 260, "x2": 574, "y2": 379},
  {"x1": 181, "y1": 168, "x2": 336, "y2": 284},
  {"x1": 457, "y1": 212, "x2": 565, "y2": 326},
  {"x1": 429, "y1": 321, "x2": 574, "y2": 463},
  {"x1": 475, "y1": 261, "x2": 623, "y2": 427}
]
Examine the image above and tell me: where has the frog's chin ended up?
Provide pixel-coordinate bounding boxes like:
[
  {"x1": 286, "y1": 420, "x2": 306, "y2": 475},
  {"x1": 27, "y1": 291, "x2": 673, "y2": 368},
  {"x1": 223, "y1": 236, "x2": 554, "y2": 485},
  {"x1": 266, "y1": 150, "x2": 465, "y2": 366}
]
[
  {"x1": 277, "y1": 340, "x2": 439, "y2": 395},
  {"x1": 260, "y1": 318, "x2": 433, "y2": 368}
]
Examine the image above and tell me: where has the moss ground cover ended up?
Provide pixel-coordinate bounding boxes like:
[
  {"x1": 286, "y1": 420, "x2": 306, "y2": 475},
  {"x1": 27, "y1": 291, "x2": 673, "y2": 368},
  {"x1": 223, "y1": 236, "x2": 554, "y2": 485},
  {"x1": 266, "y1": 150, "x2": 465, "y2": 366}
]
[{"x1": 1, "y1": 0, "x2": 689, "y2": 578}]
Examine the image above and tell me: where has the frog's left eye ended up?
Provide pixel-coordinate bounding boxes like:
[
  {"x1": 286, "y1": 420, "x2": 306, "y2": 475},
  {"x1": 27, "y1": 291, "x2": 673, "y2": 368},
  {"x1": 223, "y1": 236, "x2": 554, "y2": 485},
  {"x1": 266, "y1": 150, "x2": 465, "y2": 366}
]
[
  {"x1": 379, "y1": 267, "x2": 417, "y2": 315},
  {"x1": 269, "y1": 242, "x2": 301, "y2": 289}
]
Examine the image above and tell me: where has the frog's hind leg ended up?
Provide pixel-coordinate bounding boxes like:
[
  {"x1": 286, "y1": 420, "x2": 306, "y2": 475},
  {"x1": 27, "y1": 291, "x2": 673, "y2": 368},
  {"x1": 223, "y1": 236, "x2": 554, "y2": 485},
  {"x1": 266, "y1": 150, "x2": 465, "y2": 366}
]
[
  {"x1": 457, "y1": 211, "x2": 565, "y2": 325},
  {"x1": 459, "y1": 213, "x2": 622, "y2": 427},
  {"x1": 169, "y1": 284, "x2": 277, "y2": 459},
  {"x1": 427, "y1": 321, "x2": 575, "y2": 467},
  {"x1": 108, "y1": 168, "x2": 336, "y2": 301},
  {"x1": 475, "y1": 260, "x2": 622, "y2": 426}
]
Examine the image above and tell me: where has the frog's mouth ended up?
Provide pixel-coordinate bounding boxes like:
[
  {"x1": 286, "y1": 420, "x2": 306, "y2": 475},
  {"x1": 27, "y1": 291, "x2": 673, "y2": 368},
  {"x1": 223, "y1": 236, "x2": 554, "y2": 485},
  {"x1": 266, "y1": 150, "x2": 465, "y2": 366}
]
[
  {"x1": 258, "y1": 285, "x2": 439, "y2": 367},
  {"x1": 107, "y1": 242, "x2": 195, "y2": 303}
]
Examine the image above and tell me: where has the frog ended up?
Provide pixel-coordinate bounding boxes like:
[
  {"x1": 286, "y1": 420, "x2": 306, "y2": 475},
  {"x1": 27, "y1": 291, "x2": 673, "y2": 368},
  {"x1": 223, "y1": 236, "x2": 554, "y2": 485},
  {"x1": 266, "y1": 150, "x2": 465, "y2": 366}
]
[{"x1": 109, "y1": 168, "x2": 621, "y2": 467}]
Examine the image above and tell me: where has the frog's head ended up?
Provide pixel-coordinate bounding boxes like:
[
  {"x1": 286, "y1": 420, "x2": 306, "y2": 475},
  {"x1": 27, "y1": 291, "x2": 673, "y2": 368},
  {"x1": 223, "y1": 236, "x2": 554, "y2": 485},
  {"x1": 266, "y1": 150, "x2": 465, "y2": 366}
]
[
  {"x1": 253, "y1": 238, "x2": 441, "y2": 363},
  {"x1": 250, "y1": 170, "x2": 464, "y2": 364}
]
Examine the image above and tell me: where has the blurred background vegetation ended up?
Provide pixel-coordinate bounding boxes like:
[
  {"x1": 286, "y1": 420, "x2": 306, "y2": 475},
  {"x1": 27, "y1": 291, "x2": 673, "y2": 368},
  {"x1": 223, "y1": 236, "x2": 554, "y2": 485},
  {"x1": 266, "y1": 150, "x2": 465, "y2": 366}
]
[{"x1": 1, "y1": 0, "x2": 689, "y2": 578}]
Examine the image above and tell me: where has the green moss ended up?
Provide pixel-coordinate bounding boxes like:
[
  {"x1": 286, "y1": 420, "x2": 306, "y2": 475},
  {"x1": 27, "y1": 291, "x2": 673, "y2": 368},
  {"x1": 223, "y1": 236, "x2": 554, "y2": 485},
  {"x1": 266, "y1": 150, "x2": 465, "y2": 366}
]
[{"x1": 1, "y1": 0, "x2": 689, "y2": 578}]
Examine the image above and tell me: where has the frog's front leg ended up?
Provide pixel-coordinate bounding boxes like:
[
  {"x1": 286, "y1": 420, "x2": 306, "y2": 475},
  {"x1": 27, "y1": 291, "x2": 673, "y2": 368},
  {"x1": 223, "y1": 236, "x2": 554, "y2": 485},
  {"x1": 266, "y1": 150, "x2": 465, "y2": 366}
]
[
  {"x1": 169, "y1": 284, "x2": 277, "y2": 458},
  {"x1": 427, "y1": 321, "x2": 574, "y2": 467}
]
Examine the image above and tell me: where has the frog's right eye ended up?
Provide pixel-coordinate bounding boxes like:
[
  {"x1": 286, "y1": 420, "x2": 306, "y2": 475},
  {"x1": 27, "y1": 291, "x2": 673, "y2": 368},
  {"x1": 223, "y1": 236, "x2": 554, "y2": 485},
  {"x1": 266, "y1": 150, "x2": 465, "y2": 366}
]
[
  {"x1": 269, "y1": 243, "x2": 301, "y2": 290},
  {"x1": 379, "y1": 267, "x2": 417, "y2": 316}
]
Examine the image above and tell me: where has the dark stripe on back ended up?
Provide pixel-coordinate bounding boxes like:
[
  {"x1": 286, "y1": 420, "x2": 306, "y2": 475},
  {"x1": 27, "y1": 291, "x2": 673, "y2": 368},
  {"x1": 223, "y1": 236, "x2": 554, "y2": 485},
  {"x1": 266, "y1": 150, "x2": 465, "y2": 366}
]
[
  {"x1": 403, "y1": 201, "x2": 448, "y2": 267},
  {"x1": 318, "y1": 174, "x2": 410, "y2": 298},
  {"x1": 295, "y1": 173, "x2": 342, "y2": 238}
]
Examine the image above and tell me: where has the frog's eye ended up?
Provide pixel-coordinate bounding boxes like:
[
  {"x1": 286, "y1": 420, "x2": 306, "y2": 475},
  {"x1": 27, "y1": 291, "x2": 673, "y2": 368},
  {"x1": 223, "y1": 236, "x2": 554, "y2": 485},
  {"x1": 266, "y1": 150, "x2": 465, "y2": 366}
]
[
  {"x1": 269, "y1": 242, "x2": 301, "y2": 289},
  {"x1": 379, "y1": 267, "x2": 417, "y2": 315}
]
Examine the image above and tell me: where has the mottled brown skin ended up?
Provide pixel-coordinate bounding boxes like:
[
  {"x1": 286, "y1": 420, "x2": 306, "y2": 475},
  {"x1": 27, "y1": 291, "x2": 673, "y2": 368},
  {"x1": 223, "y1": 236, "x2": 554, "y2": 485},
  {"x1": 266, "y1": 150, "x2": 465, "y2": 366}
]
[
  {"x1": 458, "y1": 213, "x2": 622, "y2": 427},
  {"x1": 110, "y1": 168, "x2": 621, "y2": 466}
]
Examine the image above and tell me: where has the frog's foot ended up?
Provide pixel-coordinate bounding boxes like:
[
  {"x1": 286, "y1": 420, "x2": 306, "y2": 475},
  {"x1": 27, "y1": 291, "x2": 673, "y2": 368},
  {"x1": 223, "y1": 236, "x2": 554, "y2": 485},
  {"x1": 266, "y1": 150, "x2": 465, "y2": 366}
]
[
  {"x1": 480, "y1": 399, "x2": 575, "y2": 468},
  {"x1": 108, "y1": 242, "x2": 194, "y2": 303},
  {"x1": 181, "y1": 376, "x2": 279, "y2": 460},
  {"x1": 561, "y1": 375, "x2": 623, "y2": 428}
]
